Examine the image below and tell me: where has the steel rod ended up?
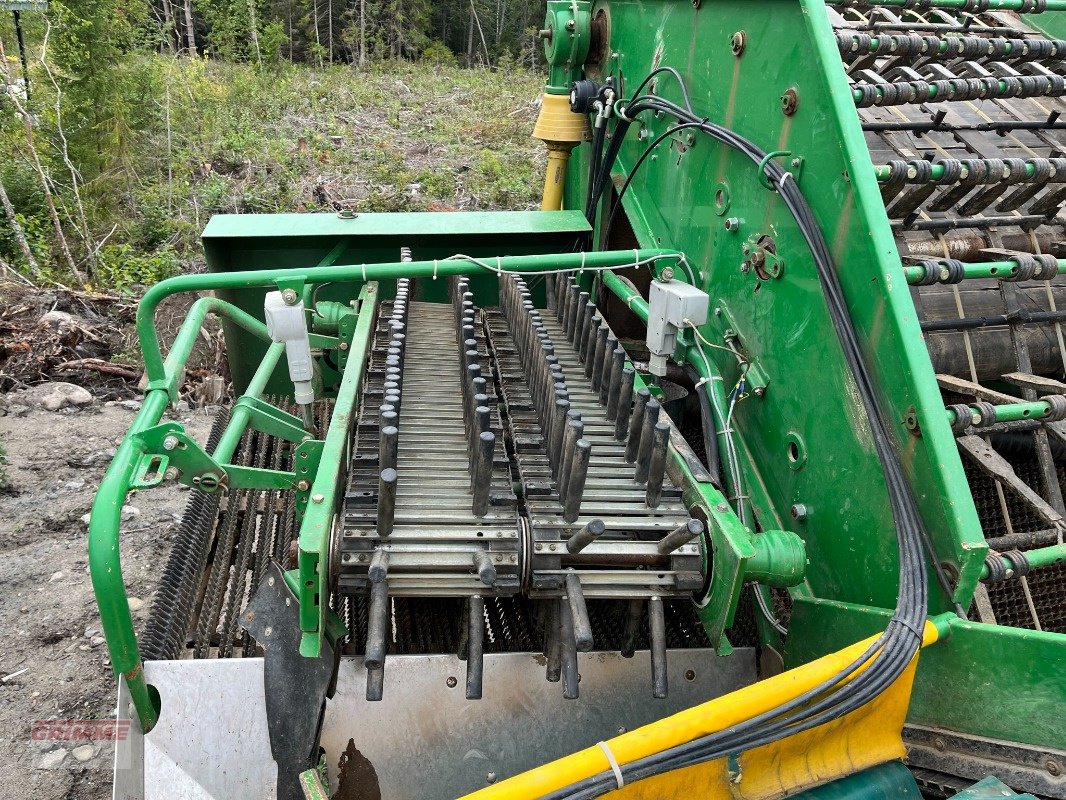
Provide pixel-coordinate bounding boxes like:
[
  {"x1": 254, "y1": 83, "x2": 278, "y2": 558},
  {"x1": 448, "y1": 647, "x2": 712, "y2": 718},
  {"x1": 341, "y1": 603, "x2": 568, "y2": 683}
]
[
  {"x1": 649, "y1": 596, "x2": 668, "y2": 700},
  {"x1": 565, "y1": 572, "x2": 594, "y2": 652},
  {"x1": 466, "y1": 595, "x2": 485, "y2": 700}
]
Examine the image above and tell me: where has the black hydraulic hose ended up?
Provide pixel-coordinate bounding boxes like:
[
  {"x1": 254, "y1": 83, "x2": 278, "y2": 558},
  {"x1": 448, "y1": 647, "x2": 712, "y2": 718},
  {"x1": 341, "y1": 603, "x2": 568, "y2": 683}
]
[
  {"x1": 684, "y1": 364, "x2": 722, "y2": 485},
  {"x1": 584, "y1": 120, "x2": 607, "y2": 221},
  {"x1": 545, "y1": 84, "x2": 931, "y2": 800}
]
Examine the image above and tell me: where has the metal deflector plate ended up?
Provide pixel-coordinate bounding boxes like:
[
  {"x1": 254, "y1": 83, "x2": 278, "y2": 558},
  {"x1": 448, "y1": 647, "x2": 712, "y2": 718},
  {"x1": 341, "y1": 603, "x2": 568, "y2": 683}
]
[
  {"x1": 113, "y1": 659, "x2": 278, "y2": 800},
  {"x1": 321, "y1": 648, "x2": 755, "y2": 799}
]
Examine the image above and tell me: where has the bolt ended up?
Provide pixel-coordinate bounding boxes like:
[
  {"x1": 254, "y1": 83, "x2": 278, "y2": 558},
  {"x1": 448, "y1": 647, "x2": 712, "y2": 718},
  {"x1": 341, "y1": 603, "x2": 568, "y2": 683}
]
[
  {"x1": 725, "y1": 217, "x2": 740, "y2": 231},
  {"x1": 1047, "y1": 759, "x2": 1062, "y2": 776},
  {"x1": 535, "y1": 543, "x2": 543, "y2": 551},
  {"x1": 343, "y1": 554, "x2": 351, "y2": 563},
  {"x1": 660, "y1": 267, "x2": 675, "y2": 281},
  {"x1": 753, "y1": 386, "x2": 765, "y2": 397},
  {"x1": 337, "y1": 209, "x2": 356, "y2": 219},
  {"x1": 714, "y1": 307, "x2": 722, "y2": 317},
  {"x1": 685, "y1": 133, "x2": 696, "y2": 146},
  {"x1": 312, "y1": 493, "x2": 325, "y2": 503},
  {"x1": 268, "y1": 576, "x2": 275, "y2": 587},
  {"x1": 281, "y1": 288, "x2": 299, "y2": 305},
  {"x1": 446, "y1": 676, "x2": 458, "y2": 688},
  {"x1": 730, "y1": 31, "x2": 746, "y2": 56},
  {"x1": 164, "y1": 467, "x2": 179, "y2": 481},
  {"x1": 791, "y1": 158, "x2": 801, "y2": 168},
  {"x1": 510, "y1": 555, "x2": 517, "y2": 562},
  {"x1": 339, "y1": 342, "x2": 349, "y2": 351},
  {"x1": 781, "y1": 87, "x2": 799, "y2": 116},
  {"x1": 537, "y1": 28, "x2": 552, "y2": 41},
  {"x1": 790, "y1": 503, "x2": 808, "y2": 521},
  {"x1": 358, "y1": 554, "x2": 366, "y2": 562},
  {"x1": 162, "y1": 435, "x2": 179, "y2": 451},
  {"x1": 565, "y1": 18, "x2": 575, "y2": 31},
  {"x1": 297, "y1": 479, "x2": 310, "y2": 492},
  {"x1": 495, "y1": 554, "x2": 503, "y2": 562},
  {"x1": 933, "y1": 737, "x2": 946, "y2": 752},
  {"x1": 549, "y1": 543, "x2": 557, "y2": 551},
  {"x1": 486, "y1": 772, "x2": 498, "y2": 784},
  {"x1": 264, "y1": 626, "x2": 273, "y2": 638},
  {"x1": 637, "y1": 127, "x2": 650, "y2": 141},
  {"x1": 715, "y1": 503, "x2": 729, "y2": 513}
]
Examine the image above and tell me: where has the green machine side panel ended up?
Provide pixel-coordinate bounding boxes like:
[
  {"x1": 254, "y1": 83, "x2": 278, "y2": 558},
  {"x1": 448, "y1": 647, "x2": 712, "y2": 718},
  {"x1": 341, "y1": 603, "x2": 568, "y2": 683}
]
[
  {"x1": 567, "y1": 0, "x2": 985, "y2": 616},
  {"x1": 785, "y1": 598, "x2": 1066, "y2": 750},
  {"x1": 202, "y1": 210, "x2": 590, "y2": 393}
]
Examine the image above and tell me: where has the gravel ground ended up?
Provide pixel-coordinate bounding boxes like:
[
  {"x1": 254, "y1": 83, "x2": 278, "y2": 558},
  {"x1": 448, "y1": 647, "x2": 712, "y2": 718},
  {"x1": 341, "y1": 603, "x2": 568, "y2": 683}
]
[{"x1": 0, "y1": 390, "x2": 212, "y2": 799}]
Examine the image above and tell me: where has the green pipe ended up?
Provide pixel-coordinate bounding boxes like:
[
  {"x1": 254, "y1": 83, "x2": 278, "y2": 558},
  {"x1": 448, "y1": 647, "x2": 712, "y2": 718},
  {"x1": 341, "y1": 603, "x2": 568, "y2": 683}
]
[
  {"x1": 88, "y1": 389, "x2": 170, "y2": 732},
  {"x1": 158, "y1": 297, "x2": 273, "y2": 398},
  {"x1": 903, "y1": 259, "x2": 1066, "y2": 284},
  {"x1": 136, "y1": 249, "x2": 681, "y2": 391},
  {"x1": 847, "y1": 36, "x2": 1034, "y2": 60},
  {"x1": 981, "y1": 543, "x2": 1066, "y2": 579},
  {"x1": 213, "y1": 341, "x2": 286, "y2": 464},
  {"x1": 874, "y1": 161, "x2": 1041, "y2": 183},
  {"x1": 946, "y1": 400, "x2": 1055, "y2": 427},
  {"x1": 854, "y1": 77, "x2": 1066, "y2": 105}
]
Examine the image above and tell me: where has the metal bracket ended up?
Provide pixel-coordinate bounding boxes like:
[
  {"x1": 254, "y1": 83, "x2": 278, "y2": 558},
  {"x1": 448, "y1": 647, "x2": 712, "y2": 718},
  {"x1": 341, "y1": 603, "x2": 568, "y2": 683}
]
[
  {"x1": 294, "y1": 439, "x2": 325, "y2": 521},
  {"x1": 235, "y1": 395, "x2": 314, "y2": 443},
  {"x1": 133, "y1": 422, "x2": 226, "y2": 492}
]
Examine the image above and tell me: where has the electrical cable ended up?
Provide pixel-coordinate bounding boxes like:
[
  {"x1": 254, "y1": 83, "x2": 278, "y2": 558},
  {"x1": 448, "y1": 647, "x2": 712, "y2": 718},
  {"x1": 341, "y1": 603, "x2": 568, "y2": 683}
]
[{"x1": 544, "y1": 74, "x2": 931, "y2": 800}]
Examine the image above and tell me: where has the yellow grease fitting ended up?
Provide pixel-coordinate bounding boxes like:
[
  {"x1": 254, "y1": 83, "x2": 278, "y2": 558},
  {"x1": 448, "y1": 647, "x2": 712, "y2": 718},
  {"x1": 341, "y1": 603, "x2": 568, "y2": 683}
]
[{"x1": 458, "y1": 622, "x2": 940, "y2": 800}]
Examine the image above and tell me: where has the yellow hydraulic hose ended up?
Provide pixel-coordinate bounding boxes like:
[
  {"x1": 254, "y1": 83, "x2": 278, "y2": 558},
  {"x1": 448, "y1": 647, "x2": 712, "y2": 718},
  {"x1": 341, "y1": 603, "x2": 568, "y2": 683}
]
[{"x1": 458, "y1": 620, "x2": 943, "y2": 800}]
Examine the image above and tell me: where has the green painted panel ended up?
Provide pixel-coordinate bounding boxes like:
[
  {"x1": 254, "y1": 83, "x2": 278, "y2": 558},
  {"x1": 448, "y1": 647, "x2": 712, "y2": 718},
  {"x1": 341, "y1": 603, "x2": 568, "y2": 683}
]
[
  {"x1": 785, "y1": 598, "x2": 1066, "y2": 750},
  {"x1": 567, "y1": 0, "x2": 986, "y2": 614}
]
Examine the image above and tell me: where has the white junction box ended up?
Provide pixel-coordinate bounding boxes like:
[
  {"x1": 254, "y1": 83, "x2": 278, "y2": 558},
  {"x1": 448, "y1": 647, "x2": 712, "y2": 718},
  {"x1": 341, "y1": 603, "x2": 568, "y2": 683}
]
[{"x1": 646, "y1": 279, "x2": 710, "y2": 376}]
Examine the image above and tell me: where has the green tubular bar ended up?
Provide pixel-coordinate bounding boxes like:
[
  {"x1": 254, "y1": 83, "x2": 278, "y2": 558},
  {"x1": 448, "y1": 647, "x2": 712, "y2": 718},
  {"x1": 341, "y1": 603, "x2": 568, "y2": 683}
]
[
  {"x1": 903, "y1": 259, "x2": 1066, "y2": 283},
  {"x1": 946, "y1": 400, "x2": 1058, "y2": 426},
  {"x1": 212, "y1": 341, "x2": 286, "y2": 464},
  {"x1": 981, "y1": 543, "x2": 1066, "y2": 579},
  {"x1": 89, "y1": 297, "x2": 306, "y2": 732},
  {"x1": 874, "y1": 162, "x2": 1047, "y2": 183},
  {"x1": 136, "y1": 249, "x2": 682, "y2": 391},
  {"x1": 847, "y1": 36, "x2": 1048, "y2": 59},
  {"x1": 298, "y1": 283, "x2": 378, "y2": 656},
  {"x1": 854, "y1": 79, "x2": 1066, "y2": 105}
]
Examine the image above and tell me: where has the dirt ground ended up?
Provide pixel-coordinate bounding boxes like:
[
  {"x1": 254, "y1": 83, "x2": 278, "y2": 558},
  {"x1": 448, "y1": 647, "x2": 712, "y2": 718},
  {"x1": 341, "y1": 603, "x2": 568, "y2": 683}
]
[{"x1": 0, "y1": 378, "x2": 213, "y2": 798}]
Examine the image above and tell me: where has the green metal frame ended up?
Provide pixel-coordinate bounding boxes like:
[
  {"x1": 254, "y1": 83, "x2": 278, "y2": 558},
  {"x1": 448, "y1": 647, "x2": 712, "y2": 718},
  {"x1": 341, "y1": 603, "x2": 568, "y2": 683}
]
[
  {"x1": 95, "y1": 245, "x2": 767, "y2": 731},
  {"x1": 560, "y1": 0, "x2": 1066, "y2": 755}
]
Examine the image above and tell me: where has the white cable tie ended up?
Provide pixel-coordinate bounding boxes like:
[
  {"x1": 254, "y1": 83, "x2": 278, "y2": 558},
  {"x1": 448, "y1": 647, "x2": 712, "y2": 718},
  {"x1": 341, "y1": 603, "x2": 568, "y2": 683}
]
[
  {"x1": 633, "y1": 248, "x2": 640, "y2": 271},
  {"x1": 596, "y1": 741, "x2": 624, "y2": 789},
  {"x1": 694, "y1": 376, "x2": 709, "y2": 388},
  {"x1": 778, "y1": 172, "x2": 794, "y2": 190},
  {"x1": 433, "y1": 259, "x2": 438, "y2": 280},
  {"x1": 361, "y1": 263, "x2": 367, "y2": 282},
  {"x1": 496, "y1": 256, "x2": 503, "y2": 275},
  {"x1": 580, "y1": 251, "x2": 586, "y2": 274}
]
